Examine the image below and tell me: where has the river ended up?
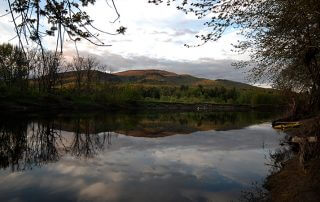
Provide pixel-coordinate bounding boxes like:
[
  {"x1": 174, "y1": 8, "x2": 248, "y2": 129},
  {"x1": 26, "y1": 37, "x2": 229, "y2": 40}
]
[{"x1": 0, "y1": 111, "x2": 285, "y2": 202}]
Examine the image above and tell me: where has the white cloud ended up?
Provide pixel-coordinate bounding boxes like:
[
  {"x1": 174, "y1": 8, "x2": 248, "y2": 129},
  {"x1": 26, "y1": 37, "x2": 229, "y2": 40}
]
[
  {"x1": 68, "y1": 49, "x2": 249, "y2": 82},
  {"x1": 77, "y1": 0, "x2": 247, "y2": 61},
  {"x1": 0, "y1": 0, "x2": 251, "y2": 82}
]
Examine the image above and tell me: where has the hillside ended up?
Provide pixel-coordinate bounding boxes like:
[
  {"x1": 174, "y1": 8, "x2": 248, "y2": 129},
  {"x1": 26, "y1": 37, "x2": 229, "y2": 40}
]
[
  {"x1": 114, "y1": 69, "x2": 206, "y2": 86},
  {"x1": 215, "y1": 79, "x2": 257, "y2": 89},
  {"x1": 59, "y1": 69, "x2": 258, "y2": 90},
  {"x1": 114, "y1": 69, "x2": 178, "y2": 77}
]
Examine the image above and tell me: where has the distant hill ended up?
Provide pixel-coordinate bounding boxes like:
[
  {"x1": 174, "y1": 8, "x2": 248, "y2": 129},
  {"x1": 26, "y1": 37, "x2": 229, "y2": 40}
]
[
  {"x1": 113, "y1": 69, "x2": 205, "y2": 86},
  {"x1": 114, "y1": 69, "x2": 178, "y2": 77},
  {"x1": 214, "y1": 79, "x2": 257, "y2": 89},
  {"x1": 58, "y1": 69, "x2": 259, "y2": 90}
]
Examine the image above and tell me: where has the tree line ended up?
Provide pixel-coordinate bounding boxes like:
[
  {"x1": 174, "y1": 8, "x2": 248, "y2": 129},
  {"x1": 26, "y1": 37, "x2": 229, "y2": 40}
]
[
  {"x1": 0, "y1": 43, "x2": 108, "y2": 93},
  {"x1": 82, "y1": 84, "x2": 284, "y2": 105}
]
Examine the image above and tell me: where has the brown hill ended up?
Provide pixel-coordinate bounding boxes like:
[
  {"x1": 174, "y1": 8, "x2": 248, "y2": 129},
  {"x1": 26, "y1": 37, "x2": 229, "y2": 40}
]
[
  {"x1": 57, "y1": 69, "x2": 258, "y2": 89},
  {"x1": 113, "y1": 69, "x2": 256, "y2": 89},
  {"x1": 114, "y1": 69, "x2": 178, "y2": 77}
]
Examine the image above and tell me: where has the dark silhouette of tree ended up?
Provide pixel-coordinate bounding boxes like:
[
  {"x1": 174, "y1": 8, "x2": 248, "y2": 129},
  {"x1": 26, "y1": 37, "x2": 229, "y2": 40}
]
[
  {"x1": 0, "y1": 43, "x2": 29, "y2": 89},
  {"x1": 83, "y1": 56, "x2": 100, "y2": 89},
  {"x1": 2, "y1": 0, "x2": 126, "y2": 54},
  {"x1": 68, "y1": 56, "x2": 86, "y2": 90},
  {"x1": 30, "y1": 50, "x2": 63, "y2": 92},
  {"x1": 67, "y1": 55, "x2": 101, "y2": 90}
]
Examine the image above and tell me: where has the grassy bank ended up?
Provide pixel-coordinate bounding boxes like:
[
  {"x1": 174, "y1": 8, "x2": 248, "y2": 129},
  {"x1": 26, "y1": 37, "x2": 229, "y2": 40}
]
[{"x1": 0, "y1": 86, "x2": 287, "y2": 112}]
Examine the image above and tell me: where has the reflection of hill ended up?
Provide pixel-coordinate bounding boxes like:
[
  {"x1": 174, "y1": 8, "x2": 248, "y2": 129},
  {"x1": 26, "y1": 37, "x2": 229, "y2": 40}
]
[
  {"x1": 51, "y1": 111, "x2": 278, "y2": 137},
  {"x1": 0, "y1": 111, "x2": 278, "y2": 171}
]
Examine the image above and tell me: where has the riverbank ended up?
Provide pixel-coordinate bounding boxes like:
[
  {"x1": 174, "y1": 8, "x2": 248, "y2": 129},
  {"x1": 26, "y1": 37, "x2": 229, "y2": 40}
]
[
  {"x1": 0, "y1": 94, "x2": 286, "y2": 113},
  {"x1": 264, "y1": 114, "x2": 320, "y2": 202}
]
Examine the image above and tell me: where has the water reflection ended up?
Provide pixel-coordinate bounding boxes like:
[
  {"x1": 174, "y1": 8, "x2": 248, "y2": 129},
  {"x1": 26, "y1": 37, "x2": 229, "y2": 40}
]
[
  {"x1": 0, "y1": 119, "x2": 114, "y2": 171},
  {"x1": 0, "y1": 111, "x2": 284, "y2": 202},
  {"x1": 52, "y1": 111, "x2": 278, "y2": 136}
]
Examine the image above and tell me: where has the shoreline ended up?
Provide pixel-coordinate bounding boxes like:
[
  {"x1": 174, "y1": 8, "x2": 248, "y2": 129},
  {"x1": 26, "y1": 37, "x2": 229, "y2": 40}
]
[
  {"x1": 0, "y1": 98, "x2": 286, "y2": 113},
  {"x1": 264, "y1": 114, "x2": 320, "y2": 202}
]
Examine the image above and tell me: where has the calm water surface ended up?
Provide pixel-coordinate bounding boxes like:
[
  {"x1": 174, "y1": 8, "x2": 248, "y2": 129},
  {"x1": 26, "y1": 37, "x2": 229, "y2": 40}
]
[{"x1": 0, "y1": 111, "x2": 284, "y2": 202}]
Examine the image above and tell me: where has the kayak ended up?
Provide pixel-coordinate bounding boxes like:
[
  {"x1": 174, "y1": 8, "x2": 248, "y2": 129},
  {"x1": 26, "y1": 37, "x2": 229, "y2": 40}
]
[{"x1": 273, "y1": 122, "x2": 301, "y2": 129}]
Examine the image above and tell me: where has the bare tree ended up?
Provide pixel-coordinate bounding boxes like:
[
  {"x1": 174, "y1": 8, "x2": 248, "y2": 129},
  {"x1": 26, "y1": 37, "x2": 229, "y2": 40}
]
[
  {"x1": 68, "y1": 56, "x2": 86, "y2": 90},
  {"x1": 29, "y1": 51, "x2": 62, "y2": 92},
  {"x1": 68, "y1": 56, "x2": 101, "y2": 90},
  {"x1": 84, "y1": 56, "x2": 100, "y2": 89},
  {"x1": 43, "y1": 52, "x2": 63, "y2": 93}
]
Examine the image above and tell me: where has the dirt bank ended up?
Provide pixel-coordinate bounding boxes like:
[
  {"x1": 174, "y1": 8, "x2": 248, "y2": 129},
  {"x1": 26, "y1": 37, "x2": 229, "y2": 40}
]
[{"x1": 265, "y1": 114, "x2": 320, "y2": 202}]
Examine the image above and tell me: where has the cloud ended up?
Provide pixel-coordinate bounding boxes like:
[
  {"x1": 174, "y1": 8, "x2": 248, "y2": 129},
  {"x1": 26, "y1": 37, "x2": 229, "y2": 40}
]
[
  {"x1": 66, "y1": 49, "x2": 249, "y2": 83},
  {"x1": 60, "y1": 0, "x2": 248, "y2": 62},
  {"x1": 79, "y1": 182, "x2": 119, "y2": 201},
  {"x1": 0, "y1": 0, "x2": 252, "y2": 83},
  {"x1": 151, "y1": 29, "x2": 198, "y2": 37},
  {"x1": 0, "y1": 13, "x2": 17, "y2": 43}
]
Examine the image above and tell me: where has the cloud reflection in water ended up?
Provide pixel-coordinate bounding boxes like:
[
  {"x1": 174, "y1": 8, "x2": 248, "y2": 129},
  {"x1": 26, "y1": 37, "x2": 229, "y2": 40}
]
[{"x1": 0, "y1": 112, "x2": 284, "y2": 202}]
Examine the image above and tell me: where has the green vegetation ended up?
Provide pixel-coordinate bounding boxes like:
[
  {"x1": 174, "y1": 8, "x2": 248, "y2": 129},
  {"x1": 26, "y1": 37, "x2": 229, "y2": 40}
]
[
  {"x1": 0, "y1": 43, "x2": 285, "y2": 111},
  {"x1": 132, "y1": 84, "x2": 284, "y2": 105},
  {"x1": 0, "y1": 81, "x2": 285, "y2": 110}
]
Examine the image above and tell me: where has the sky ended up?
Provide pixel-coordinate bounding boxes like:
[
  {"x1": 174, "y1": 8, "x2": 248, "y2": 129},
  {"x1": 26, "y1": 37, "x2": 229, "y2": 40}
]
[{"x1": 0, "y1": 0, "x2": 254, "y2": 83}]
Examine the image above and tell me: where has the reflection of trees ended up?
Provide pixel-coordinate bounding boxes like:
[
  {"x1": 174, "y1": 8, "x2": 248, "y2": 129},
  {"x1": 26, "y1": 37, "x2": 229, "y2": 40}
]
[
  {"x1": 0, "y1": 118, "x2": 113, "y2": 171},
  {"x1": 28, "y1": 122, "x2": 61, "y2": 167},
  {"x1": 267, "y1": 147, "x2": 293, "y2": 174},
  {"x1": 0, "y1": 111, "x2": 278, "y2": 172},
  {"x1": 70, "y1": 119, "x2": 112, "y2": 158},
  {"x1": 0, "y1": 120, "x2": 60, "y2": 171},
  {"x1": 43, "y1": 111, "x2": 278, "y2": 138},
  {"x1": 0, "y1": 119, "x2": 29, "y2": 171}
]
